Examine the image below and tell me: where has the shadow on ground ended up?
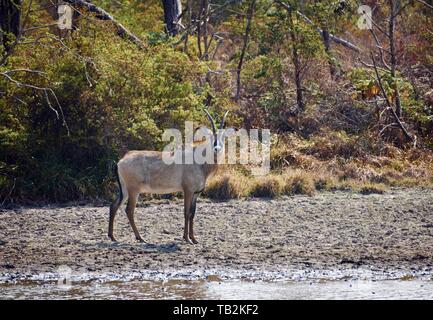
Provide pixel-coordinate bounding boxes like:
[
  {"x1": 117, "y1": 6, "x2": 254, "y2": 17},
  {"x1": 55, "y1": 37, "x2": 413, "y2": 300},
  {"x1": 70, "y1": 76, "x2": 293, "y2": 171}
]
[{"x1": 95, "y1": 241, "x2": 180, "y2": 253}]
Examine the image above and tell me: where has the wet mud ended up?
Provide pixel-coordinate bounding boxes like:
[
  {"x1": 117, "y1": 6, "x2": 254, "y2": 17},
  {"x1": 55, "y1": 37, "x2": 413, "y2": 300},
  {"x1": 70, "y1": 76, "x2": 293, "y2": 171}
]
[{"x1": 1, "y1": 189, "x2": 433, "y2": 283}]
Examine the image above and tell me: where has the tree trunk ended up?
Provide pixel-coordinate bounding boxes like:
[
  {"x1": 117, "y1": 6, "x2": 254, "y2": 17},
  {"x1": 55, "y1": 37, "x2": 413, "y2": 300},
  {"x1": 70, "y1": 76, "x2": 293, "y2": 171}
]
[
  {"x1": 202, "y1": 0, "x2": 209, "y2": 60},
  {"x1": 0, "y1": 0, "x2": 21, "y2": 54},
  {"x1": 322, "y1": 29, "x2": 337, "y2": 79},
  {"x1": 235, "y1": 0, "x2": 256, "y2": 101},
  {"x1": 287, "y1": 10, "x2": 304, "y2": 112},
  {"x1": 183, "y1": 0, "x2": 192, "y2": 53},
  {"x1": 197, "y1": 0, "x2": 203, "y2": 57},
  {"x1": 388, "y1": 0, "x2": 402, "y2": 117},
  {"x1": 162, "y1": 0, "x2": 182, "y2": 36},
  {"x1": 292, "y1": 39, "x2": 304, "y2": 112}
]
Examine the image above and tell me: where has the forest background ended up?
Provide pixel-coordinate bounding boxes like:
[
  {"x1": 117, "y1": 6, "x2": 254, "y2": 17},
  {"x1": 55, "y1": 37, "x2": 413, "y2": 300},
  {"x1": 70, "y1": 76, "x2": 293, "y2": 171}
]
[{"x1": 0, "y1": 0, "x2": 432, "y2": 204}]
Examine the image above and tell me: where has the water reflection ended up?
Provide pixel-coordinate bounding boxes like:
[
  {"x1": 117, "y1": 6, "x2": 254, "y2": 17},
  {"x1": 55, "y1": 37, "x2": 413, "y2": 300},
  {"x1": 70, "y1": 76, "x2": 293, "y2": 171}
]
[{"x1": 1, "y1": 279, "x2": 433, "y2": 300}]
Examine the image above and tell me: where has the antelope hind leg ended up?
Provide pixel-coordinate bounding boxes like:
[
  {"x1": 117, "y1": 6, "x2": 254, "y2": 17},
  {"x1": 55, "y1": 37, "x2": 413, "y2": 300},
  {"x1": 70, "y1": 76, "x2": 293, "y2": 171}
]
[
  {"x1": 108, "y1": 195, "x2": 122, "y2": 242},
  {"x1": 126, "y1": 192, "x2": 145, "y2": 242}
]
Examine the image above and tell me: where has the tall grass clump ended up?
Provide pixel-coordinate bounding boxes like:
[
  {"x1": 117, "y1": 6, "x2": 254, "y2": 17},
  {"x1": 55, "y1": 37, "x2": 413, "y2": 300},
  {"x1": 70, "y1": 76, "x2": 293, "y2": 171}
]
[
  {"x1": 357, "y1": 182, "x2": 387, "y2": 195},
  {"x1": 282, "y1": 170, "x2": 316, "y2": 196},
  {"x1": 249, "y1": 175, "x2": 284, "y2": 198},
  {"x1": 204, "y1": 172, "x2": 250, "y2": 200}
]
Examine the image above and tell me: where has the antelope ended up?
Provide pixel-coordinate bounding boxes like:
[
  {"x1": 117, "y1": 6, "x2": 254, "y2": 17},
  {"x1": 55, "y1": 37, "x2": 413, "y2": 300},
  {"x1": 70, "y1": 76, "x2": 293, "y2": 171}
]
[{"x1": 108, "y1": 110, "x2": 229, "y2": 244}]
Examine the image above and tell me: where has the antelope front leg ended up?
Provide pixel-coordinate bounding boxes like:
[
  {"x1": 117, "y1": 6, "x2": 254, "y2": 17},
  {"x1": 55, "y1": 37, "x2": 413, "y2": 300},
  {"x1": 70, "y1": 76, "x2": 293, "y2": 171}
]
[
  {"x1": 189, "y1": 194, "x2": 199, "y2": 244},
  {"x1": 183, "y1": 191, "x2": 194, "y2": 244}
]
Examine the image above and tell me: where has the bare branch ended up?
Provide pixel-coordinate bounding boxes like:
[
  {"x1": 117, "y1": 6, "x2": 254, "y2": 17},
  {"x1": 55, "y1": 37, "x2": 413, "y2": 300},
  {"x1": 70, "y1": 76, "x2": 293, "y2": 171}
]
[
  {"x1": 369, "y1": 28, "x2": 391, "y2": 70},
  {"x1": 414, "y1": 0, "x2": 433, "y2": 10},
  {"x1": 275, "y1": 0, "x2": 361, "y2": 52},
  {"x1": 23, "y1": 23, "x2": 58, "y2": 33},
  {"x1": 393, "y1": 0, "x2": 414, "y2": 18},
  {"x1": 370, "y1": 52, "x2": 414, "y2": 143},
  {"x1": 0, "y1": 71, "x2": 70, "y2": 135},
  {"x1": 370, "y1": 16, "x2": 390, "y2": 38},
  {"x1": 379, "y1": 122, "x2": 398, "y2": 135},
  {"x1": 0, "y1": 178, "x2": 16, "y2": 207},
  {"x1": 2, "y1": 68, "x2": 47, "y2": 75}
]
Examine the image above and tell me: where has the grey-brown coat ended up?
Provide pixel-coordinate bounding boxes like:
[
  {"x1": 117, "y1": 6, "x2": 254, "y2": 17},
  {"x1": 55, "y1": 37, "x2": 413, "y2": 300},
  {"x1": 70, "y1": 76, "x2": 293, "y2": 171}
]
[{"x1": 108, "y1": 110, "x2": 228, "y2": 244}]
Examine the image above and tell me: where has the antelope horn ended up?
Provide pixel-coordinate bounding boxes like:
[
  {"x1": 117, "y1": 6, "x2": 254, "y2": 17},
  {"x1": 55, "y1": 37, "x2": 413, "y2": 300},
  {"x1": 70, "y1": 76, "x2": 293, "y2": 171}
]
[
  {"x1": 220, "y1": 110, "x2": 229, "y2": 129},
  {"x1": 204, "y1": 109, "x2": 217, "y2": 135}
]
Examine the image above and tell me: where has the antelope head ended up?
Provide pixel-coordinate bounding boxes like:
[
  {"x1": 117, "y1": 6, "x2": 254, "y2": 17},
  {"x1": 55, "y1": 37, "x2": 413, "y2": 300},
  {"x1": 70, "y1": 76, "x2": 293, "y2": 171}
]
[{"x1": 203, "y1": 109, "x2": 230, "y2": 155}]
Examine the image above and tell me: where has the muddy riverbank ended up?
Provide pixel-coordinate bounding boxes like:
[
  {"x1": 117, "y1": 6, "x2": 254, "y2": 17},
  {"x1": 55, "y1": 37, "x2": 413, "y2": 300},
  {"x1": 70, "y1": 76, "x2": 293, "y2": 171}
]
[{"x1": 1, "y1": 189, "x2": 432, "y2": 282}]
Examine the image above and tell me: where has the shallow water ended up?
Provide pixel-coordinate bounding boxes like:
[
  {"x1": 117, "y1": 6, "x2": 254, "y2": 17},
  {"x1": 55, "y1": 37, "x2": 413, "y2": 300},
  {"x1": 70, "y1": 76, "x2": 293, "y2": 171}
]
[{"x1": 1, "y1": 279, "x2": 433, "y2": 300}]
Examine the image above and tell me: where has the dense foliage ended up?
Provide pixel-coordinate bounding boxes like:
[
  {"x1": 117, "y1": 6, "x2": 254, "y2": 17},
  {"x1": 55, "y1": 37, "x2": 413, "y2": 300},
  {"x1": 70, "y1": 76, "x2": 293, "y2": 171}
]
[{"x1": 1, "y1": 0, "x2": 432, "y2": 204}]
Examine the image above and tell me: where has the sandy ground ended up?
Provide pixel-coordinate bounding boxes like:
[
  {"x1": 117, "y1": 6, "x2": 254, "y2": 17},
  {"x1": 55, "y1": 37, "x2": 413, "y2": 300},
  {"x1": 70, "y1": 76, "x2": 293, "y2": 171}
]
[{"x1": 0, "y1": 189, "x2": 433, "y2": 280}]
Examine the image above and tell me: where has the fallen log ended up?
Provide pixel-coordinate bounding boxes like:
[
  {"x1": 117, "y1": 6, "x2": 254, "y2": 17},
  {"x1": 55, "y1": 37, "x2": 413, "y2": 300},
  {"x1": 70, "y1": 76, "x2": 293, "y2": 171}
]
[{"x1": 63, "y1": 0, "x2": 144, "y2": 49}]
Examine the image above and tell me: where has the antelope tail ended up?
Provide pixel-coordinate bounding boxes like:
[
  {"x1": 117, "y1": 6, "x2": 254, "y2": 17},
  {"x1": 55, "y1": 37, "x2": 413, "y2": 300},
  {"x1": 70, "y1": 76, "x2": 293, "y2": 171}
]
[{"x1": 114, "y1": 163, "x2": 123, "y2": 204}]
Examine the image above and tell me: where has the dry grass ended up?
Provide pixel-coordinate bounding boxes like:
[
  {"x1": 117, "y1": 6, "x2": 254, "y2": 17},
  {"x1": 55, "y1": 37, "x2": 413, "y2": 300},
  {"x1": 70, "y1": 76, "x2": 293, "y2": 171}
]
[
  {"x1": 282, "y1": 170, "x2": 316, "y2": 196},
  {"x1": 205, "y1": 170, "x2": 319, "y2": 199},
  {"x1": 204, "y1": 172, "x2": 250, "y2": 200},
  {"x1": 250, "y1": 175, "x2": 284, "y2": 198},
  {"x1": 312, "y1": 174, "x2": 337, "y2": 191},
  {"x1": 202, "y1": 166, "x2": 431, "y2": 200},
  {"x1": 201, "y1": 132, "x2": 433, "y2": 200},
  {"x1": 306, "y1": 130, "x2": 361, "y2": 160},
  {"x1": 357, "y1": 182, "x2": 387, "y2": 195},
  {"x1": 270, "y1": 134, "x2": 319, "y2": 170}
]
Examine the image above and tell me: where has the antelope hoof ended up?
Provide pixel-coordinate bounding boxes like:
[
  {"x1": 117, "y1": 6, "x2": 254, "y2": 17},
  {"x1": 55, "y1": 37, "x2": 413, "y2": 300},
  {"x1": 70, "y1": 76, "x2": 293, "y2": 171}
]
[
  {"x1": 183, "y1": 236, "x2": 194, "y2": 245},
  {"x1": 108, "y1": 234, "x2": 117, "y2": 242},
  {"x1": 190, "y1": 237, "x2": 198, "y2": 244},
  {"x1": 136, "y1": 236, "x2": 146, "y2": 243}
]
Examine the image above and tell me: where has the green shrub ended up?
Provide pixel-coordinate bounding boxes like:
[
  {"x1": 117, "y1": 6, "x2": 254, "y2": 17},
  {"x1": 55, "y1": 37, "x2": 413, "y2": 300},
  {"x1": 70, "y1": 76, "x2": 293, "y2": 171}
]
[{"x1": 0, "y1": 14, "x2": 223, "y2": 203}]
